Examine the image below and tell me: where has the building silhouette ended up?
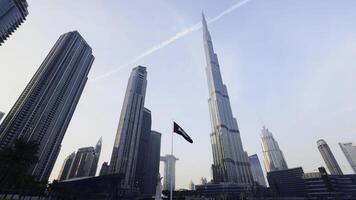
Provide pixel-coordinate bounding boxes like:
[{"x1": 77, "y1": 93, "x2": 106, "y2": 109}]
[
  {"x1": 339, "y1": 142, "x2": 356, "y2": 173},
  {"x1": 109, "y1": 66, "x2": 148, "y2": 190},
  {"x1": 135, "y1": 108, "x2": 162, "y2": 195},
  {"x1": 261, "y1": 126, "x2": 288, "y2": 172},
  {"x1": 0, "y1": 0, "x2": 29, "y2": 45},
  {"x1": 0, "y1": 31, "x2": 94, "y2": 182},
  {"x1": 317, "y1": 139, "x2": 343, "y2": 175},
  {"x1": 58, "y1": 152, "x2": 76, "y2": 181},
  {"x1": 160, "y1": 154, "x2": 178, "y2": 191},
  {"x1": 248, "y1": 154, "x2": 267, "y2": 187},
  {"x1": 202, "y1": 12, "x2": 252, "y2": 185}
]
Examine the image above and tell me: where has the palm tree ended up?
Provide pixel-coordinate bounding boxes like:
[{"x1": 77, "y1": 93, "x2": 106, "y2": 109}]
[{"x1": 0, "y1": 139, "x2": 39, "y2": 191}]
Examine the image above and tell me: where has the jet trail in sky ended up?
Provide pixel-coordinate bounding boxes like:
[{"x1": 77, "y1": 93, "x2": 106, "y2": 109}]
[{"x1": 92, "y1": 0, "x2": 251, "y2": 81}]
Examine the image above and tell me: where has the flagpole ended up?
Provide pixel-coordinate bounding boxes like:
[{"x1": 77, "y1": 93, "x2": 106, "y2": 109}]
[{"x1": 170, "y1": 126, "x2": 173, "y2": 200}]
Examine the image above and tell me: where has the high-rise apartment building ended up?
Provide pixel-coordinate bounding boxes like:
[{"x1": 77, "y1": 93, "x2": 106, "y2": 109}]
[
  {"x1": 339, "y1": 142, "x2": 356, "y2": 173},
  {"x1": 248, "y1": 154, "x2": 267, "y2": 187},
  {"x1": 0, "y1": 0, "x2": 29, "y2": 45},
  {"x1": 202, "y1": 12, "x2": 252, "y2": 185},
  {"x1": 261, "y1": 126, "x2": 288, "y2": 172},
  {"x1": 0, "y1": 31, "x2": 94, "y2": 182},
  {"x1": 317, "y1": 139, "x2": 343, "y2": 175},
  {"x1": 109, "y1": 66, "x2": 148, "y2": 190}
]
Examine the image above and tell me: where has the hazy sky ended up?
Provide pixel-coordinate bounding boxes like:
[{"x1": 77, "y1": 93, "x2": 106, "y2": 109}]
[{"x1": 1, "y1": 0, "x2": 356, "y2": 188}]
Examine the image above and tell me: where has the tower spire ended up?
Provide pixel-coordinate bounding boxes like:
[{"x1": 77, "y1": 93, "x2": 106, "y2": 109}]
[{"x1": 202, "y1": 12, "x2": 253, "y2": 185}]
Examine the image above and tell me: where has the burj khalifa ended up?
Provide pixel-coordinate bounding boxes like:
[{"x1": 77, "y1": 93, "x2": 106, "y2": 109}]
[{"x1": 202, "y1": 13, "x2": 252, "y2": 185}]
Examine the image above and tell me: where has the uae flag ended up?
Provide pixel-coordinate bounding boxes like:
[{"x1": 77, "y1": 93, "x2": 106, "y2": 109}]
[{"x1": 173, "y1": 121, "x2": 193, "y2": 143}]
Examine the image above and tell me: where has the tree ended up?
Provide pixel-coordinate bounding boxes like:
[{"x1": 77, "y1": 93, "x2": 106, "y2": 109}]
[{"x1": 0, "y1": 139, "x2": 39, "y2": 191}]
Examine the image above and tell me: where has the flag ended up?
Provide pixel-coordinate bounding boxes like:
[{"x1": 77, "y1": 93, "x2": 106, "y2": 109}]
[{"x1": 173, "y1": 121, "x2": 193, "y2": 143}]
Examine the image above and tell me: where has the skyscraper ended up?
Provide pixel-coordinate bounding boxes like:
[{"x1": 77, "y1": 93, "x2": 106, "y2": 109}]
[
  {"x1": 68, "y1": 147, "x2": 95, "y2": 179},
  {"x1": 0, "y1": 0, "x2": 29, "y2": 45},
  {"x1": 135, "y1": 108, "x2": 162, "y2": 195},
  {"x1": 317, "y1": 139, "x2": 343, "y2": 175},
  {"x1": 248, "y1": 154, "x2": 267, "y2": 187},
  {"x1": 0, "y1": 31, "x2": 94, "y2": 182},
  {"x1": 58, "y1": 152, "x2": 76, "y2": 181},
  {"x1": 261, "y1": 126, "x2": 288, "y2": 172},
  {"x1": 339, "y1": 142, "x2": 356, "y2": 173},
  {"x1": 109, "y1": 66, "x2": 148, "y2": 190},
  {"x1": 202, "y1": 13, "x2": 252, "y2": 184},
  {"x1": 90, "y1": 137, "x2": 102, "y2": 176},
  {"x1": 160, "y1": 155, "x2": 178, "y2": 191}
]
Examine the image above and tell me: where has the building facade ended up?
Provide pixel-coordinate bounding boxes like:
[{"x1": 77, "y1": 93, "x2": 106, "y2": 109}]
[
  {"x1": 0, "y1": 0, "x2": 29, "y2": 45},
  {"x1": 202, "y1": 13, "x2": 252, "y2": 185},
  {"x1": 317, "y1": 139, "x2": 343, "y2": 175},
  {"x1": 135, "y1": 108, "x2": 162, "y2": 195},
  {"x1": 0, "y1": 31, "x2": 94, "y2": 182},
  {"x1": 58, "y1": 152, "x2": 76, "y2": 181},
  {"x1": 68, "y1": 147, "x2": 95, "y2": 179},
  {"x1": 261, "y1": 126, "x2": 288, "y2": 172},
  {"x1": 267, "y1": 167, "x2": 307, "y2": 198},
  {"x1": 248, "y1": 154, "x2": 267, "y2": 187},
  {"x1": 109, "y1": 66, "x2": 148, "y2": 190},
  {"x1": 90, "y1": 137, "x2": 102, "y2": 176},
  {"x1": 339, "y1": 142, "x2": 356, "y2": 173},
  {"x1": 160, "y1": 154, "x2": 178, "y2": 191}
]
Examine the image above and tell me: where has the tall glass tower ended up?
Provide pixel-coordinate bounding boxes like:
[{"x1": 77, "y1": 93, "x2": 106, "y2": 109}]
[
  {"x1": 339, "y1": 142, "x2": 356, "y2": 173},
  {"x1": 202, "y1": 13, "x2": 252, "y2": 184},
  {"x1": 109, "y1": 66, "x2": 147, "y2": 190},
  {"x1": 0, "y1": 0, "x2": 29, "y2": 45},
  {"x1": 317, "y1": 139, "x2": 343, "y2": 175},
  {"x1": 0, "y1": 31, "x2": 94, "y2": 182},
  {"x1": 261, "y1": 126, "x2": 288, "y2": 172}
]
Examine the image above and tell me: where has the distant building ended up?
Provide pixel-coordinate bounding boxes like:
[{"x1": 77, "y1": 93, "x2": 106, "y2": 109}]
[
  {"x1": 0, "y1": 0, "x2": 29, "y2": 45},
  {"x1": 160, "y1": 155, "x2": 178, "y2": 191},
  {"x1": 58, "y1": 152, "x2": 75, "y2": 181},
  {"x1": 135, "y1": 108, "x2": 162, "y2": 196},
  {"x1": 248, "y1": 154, "x2": 267, "y2": 187},
  {"x1": 60, "y1": 138, "x2": 101, "y2": 180},
  {"x1": 201, "y1": 177, "x2": 208, "y2": 185},
  {"x1": 90, "y1": 137, "x2": 102, "y2": 176},
  {"x1": 68, "y1": 147, "x2": 95, "y2": 179},
  {"x1": 99, "y1": 162, "x2": 110, "y2": 176},
  {"x1": 339, "y1": 142, "x2": 356, "y2": 173},
  {"x1": 267, "y1": 167, "x2": 307, "y2": 198},
  {"x1": 261, "y1": 126, "x2": 288, "y2": 172},
  {"x1": 0, "y1": 31, "x2": 94, "y2": 182},
  {"x1": 189, "y1": 181, "x2": 195, "y2": 190},
  {"x1": 109, "y1": 66, "x2": 148, "y2": 190},
  {"x1": 317, "y1": 139, "x2": 343, "y2": 175}
]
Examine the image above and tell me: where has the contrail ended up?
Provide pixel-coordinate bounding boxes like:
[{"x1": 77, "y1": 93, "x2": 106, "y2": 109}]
[{"x1": 92, "y1": 0, "x2": 251, "y2": 81}]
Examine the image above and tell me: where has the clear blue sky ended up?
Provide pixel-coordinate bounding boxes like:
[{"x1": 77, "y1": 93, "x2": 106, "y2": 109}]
[{"x1": 0, "y1": 0, "x2": 356, "y2": 188}]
